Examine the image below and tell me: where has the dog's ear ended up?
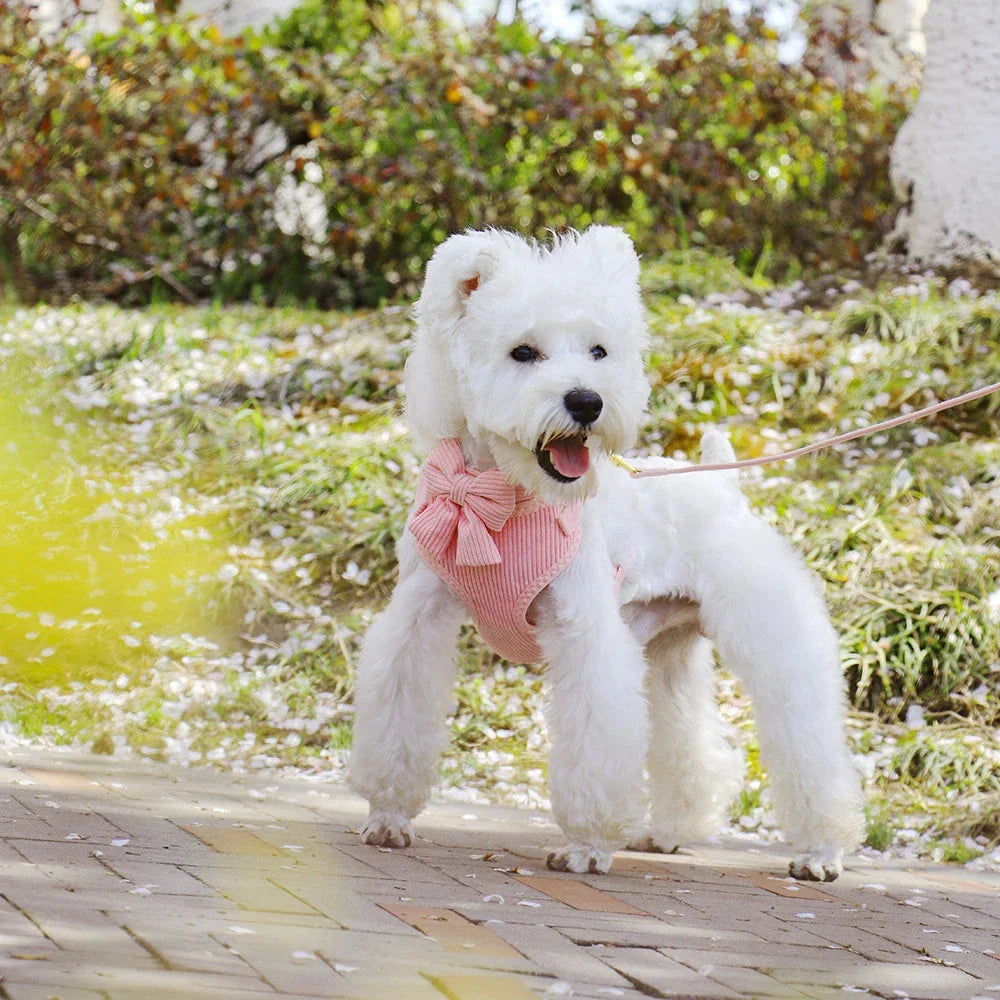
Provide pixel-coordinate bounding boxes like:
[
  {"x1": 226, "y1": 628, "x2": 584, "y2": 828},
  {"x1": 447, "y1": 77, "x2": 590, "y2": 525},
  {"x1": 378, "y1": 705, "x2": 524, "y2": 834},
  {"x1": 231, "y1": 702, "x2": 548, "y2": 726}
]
[
  {"x1": 403, "y1": 335, "x2": 466, "y2": 453},
  {"x1": 407, "y1": 231, "x2": 513, "y2": 451},
  {"x1": 416, "y1": 230, "x2": 512, "y2": 334},
  {"x1": 578, "y1": 226, "x2": 641, "y2": 287}
]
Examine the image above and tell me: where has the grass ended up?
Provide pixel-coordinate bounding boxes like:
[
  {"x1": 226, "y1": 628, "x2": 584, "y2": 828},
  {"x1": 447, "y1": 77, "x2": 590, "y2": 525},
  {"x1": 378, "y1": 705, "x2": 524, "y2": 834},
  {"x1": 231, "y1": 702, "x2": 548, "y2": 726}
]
[
  {"x1": 864, "y1": 808, "x2": 897, "y2": 852},
  {"x1": 1, "y1": 258, "x2": 998, "y2": 862}
]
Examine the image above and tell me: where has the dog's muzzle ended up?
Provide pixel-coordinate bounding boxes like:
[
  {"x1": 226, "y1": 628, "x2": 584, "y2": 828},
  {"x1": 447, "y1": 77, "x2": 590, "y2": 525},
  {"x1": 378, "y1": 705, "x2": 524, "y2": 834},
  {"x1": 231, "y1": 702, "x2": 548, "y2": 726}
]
[
  {"x1": 534, "y1": 390, "x2": 604, "y2": 483},
  {"x1": 536, "y1": 433, "x2": 590, "y2": 483}
]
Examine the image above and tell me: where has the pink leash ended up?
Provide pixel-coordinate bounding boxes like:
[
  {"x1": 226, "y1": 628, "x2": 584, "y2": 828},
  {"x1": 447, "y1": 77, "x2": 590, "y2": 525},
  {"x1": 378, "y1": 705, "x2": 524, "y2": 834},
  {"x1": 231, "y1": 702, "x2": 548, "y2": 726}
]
[{"x1": 619, "y1": 380, "x2": 1000, "y2": 479}]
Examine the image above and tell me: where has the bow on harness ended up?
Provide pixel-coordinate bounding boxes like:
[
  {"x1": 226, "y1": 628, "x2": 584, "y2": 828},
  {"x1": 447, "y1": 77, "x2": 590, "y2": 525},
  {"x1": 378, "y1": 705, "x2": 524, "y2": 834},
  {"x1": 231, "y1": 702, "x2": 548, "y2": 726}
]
[{"x1": 409, "y1": 439, "x2": 520, "y2": 567}]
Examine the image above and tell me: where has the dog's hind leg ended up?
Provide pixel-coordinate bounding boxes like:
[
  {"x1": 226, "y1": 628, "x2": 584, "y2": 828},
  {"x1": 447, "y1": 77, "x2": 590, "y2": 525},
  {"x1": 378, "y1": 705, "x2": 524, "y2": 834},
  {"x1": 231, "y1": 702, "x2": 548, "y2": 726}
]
[
  {"x1": 694, "y1": 516, "x2": 864, "y2": 881},
  {"x1": 629, "y1": 627, "x2": 741, "y2": 854},
  {"x1": 349, "y1": 534, "x2": 466, "y2": 848}
]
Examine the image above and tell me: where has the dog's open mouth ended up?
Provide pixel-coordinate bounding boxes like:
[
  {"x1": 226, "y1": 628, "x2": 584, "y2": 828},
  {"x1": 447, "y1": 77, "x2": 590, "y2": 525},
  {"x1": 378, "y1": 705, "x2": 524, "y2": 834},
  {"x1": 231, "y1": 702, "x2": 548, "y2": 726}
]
[{"x1": 536, "y1": 434, "x2": 590, "y2": 483}]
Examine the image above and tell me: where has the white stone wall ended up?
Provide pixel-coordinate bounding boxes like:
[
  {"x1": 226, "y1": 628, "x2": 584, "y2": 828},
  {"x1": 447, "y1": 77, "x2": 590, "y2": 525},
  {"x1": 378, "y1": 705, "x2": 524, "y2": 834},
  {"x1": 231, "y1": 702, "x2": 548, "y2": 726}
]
[{"x1": 890, "y1": 0, "x2": 1000, "y2": 271}]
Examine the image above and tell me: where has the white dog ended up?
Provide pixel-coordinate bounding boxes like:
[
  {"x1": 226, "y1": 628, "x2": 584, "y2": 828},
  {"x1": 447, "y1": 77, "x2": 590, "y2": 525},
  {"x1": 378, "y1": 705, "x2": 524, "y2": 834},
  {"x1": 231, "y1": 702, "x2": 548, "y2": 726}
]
[{"x1": 349, "y1": 227, "x2": 864, "y2": 881}]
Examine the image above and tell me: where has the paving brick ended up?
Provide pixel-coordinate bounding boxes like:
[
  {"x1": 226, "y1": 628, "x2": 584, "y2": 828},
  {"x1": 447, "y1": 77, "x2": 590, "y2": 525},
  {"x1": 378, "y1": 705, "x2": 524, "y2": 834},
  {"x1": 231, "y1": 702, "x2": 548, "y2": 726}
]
[
  {"x1": 587, "y1": 877, "x2": 702, "y2": 899},
  {"x1": 379, "y1": 903, "x2": 525, "y2": 959},
  {"x1": 907, "y1": 868, "x2": 1000, "y2": 895},
  {"x1": 425, "y1": 971, "x2": 539, "y2": 1000},
  {"x1": 566, "y1": 988, "x2": 650, "y2": 1000},
  {"x1": 85, "y1": 839, "x2": 230, "y2": 868},
  {"x1": 624, "y1": 869, "x2": 768, "y2": 896},
  {"x1": 605, "y1": 855, "x2": 697, "y2": 876},
  {"x1": 0, "y1": 792, "x2": 37, "y2": 821},
  {"x1": 259, "y1": 841, "x2": 399, "y2": 879},
  {"x1": 121, "y1": 912, "x2": 261, "y2": 976},
  {"x1": 430, "y1": 870, "x2": 556, "y2": 903},
  {"x1": 325, "y1": 970, "x2": 445, "y2": 1000},
  {"x1": 0, "y1": 893, "x2": 56, "y2": 947},
  {"x1": 2, "y1": 876, "x2": 158, "y2": 919},
  {"x1": 717, "y1": 868, "x2": 841, "y2": 901},
  {"x1": 830, "y1": 960, "x2": 989, "y2": 1000},
  {"x1": 98, "y1": 892, "x2": 237, "y2": 917},
  {"x1": 800, "y1": 919, "x2": 952, "y2": 962},
  {"x1": 233, "y1": 795, "x2": 330, "y2": 826},
  {"x1": 1, "y1": 788, "x2": 129, "y2": 841},
  {"x1": 336, "y1": 842, "x2": 454, "y2": 880},
  {"x1": 396, "y1": 893, "x2": 600, "y2": 929},
  {"x1": 699, "y1": 964, "x2": 814, "y2": 997},
  {"x1": 278, "y1": 872, "x2": 453, "y2": 897},
  {"x1": 416, "y1": 860, "x2": 550, "y2": 898},
  {"x1": 511, "y1": 876, "x2": 651, "y2": 915},
  {"x1": 503, "y1": 905, "x2": 684, "y2": 931},
  {"x1": 658, "y1": 943, "x2": 859, "y2": 973},
  {"x1": 106, "y1": 990, "x2": 326, "y2": 1000},
  {"x1": 558, "y1": 920, "x2": 767, "y2": 950},
  {"x1": 212, "y1": 925, "x2": 357, "y2": 995},
  {"x1": 486, "y1": 923, "x2": 632, "y2": 989},
  {"x1": 900, "y1": 894, "x2": 1000, "y2": 930},
  {"x1": 9, "y1": 904, "x2": 152, "y2": 960},
  {"x1": 0, "y1": 954, "x2": 165, "y2": 991},
  {"x1": 101, "y1": 858, "x2": 223, "y2": 896},
  {"x1": 7, "y1": 839, "x2": 134, "y2": 894},
  {"x1": 0, "y1": 963, "x2": 274, "y2": 994},
  {"x1": 0, "y1": 818, "x2": 59, "y2": 840},
  {"x1": 184, "y1": 865, "x2": 323, "y2": 914},
  {"x1": 202, "y1": 921, "x2": 444, "y2": 963},
  {"x1": 21, "y1": 769, "x2": 107, "y2": 794},
  {"x1": 273, "y1": 877, "x2": 432, "y2": 934},
  {"x1": 180, "y1": 824, "x2": 293, "y2": 856},
  {"x1": 742, "y1": 912, "x2": 867, "y2": 947},
  {"x1": 775, "y1": 963, "x2": 890, "y2": 990},
  {"x1": 772, "y1": 989, "x2": 876, "y2": 1000},
  {"x1": 35, "y1": 810, "x2": 132, "y2": 842},
  {"x1": 100, "y1": 811, "x2": 217, "y2": 849},
  {"x1": 596, "y1": 945, "x2": 742, "y2": 998},
  {"x1": 755, "y1": 899, "x2": 879, "y2": 927},
  {"x1": 0, "y1": 985, "x2": 110, "y2": 1000}
]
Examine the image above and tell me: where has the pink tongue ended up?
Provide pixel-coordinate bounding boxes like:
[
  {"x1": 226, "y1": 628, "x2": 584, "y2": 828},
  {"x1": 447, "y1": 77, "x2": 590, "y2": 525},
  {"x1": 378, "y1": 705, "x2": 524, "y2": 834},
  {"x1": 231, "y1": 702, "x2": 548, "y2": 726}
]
[{"x1": 548, "y1": 438, "x2": 590, "y2": 478}]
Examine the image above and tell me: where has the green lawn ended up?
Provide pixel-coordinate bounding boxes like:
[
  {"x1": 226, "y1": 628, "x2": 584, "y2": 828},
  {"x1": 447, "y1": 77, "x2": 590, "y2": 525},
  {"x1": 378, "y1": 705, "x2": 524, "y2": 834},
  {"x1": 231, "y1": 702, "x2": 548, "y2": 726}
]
[{"x1": 1, "y1": 252, "x2": 998, "y2": 866}]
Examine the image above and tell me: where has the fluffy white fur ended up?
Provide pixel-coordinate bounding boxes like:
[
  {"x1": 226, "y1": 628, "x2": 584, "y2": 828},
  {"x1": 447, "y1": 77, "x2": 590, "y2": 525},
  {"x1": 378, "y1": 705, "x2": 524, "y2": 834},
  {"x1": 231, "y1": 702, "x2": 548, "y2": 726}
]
[{"x1": 349, "y1": 227, "x2": 865, "y2": 881}]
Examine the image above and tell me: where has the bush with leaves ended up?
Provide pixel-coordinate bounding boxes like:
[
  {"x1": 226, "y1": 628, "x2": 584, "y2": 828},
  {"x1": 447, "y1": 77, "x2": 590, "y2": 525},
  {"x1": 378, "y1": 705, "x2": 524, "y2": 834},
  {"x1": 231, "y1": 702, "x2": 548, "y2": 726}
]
[{"x1": 0, "y1": 2, "x2": 911, "y2": 305}]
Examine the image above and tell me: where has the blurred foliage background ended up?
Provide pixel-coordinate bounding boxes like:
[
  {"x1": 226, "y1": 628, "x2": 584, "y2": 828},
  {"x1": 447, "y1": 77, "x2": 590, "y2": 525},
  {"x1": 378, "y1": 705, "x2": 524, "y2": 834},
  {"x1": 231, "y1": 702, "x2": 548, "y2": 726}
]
[
  {"x1": 1, "y1": 0, "x2": 910, "y2": 307},
  {"x1": 0, "y1": 347, "x2": 240, "y2": 685}
]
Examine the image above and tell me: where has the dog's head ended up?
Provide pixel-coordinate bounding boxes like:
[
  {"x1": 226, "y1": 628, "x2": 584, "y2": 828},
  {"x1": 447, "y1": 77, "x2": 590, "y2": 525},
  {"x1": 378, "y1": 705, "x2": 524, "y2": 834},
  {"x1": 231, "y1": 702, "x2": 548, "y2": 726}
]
[{"x1": 405, "y1": 227, "x2": 649, "y2": 503}]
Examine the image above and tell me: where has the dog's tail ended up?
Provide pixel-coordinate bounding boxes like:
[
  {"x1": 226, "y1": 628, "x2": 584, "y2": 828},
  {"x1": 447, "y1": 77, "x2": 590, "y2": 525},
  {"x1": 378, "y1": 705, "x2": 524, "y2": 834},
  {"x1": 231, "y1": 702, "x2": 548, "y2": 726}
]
[{"x1": 699, "y1": 428, "x2": 740, "y2": 487}]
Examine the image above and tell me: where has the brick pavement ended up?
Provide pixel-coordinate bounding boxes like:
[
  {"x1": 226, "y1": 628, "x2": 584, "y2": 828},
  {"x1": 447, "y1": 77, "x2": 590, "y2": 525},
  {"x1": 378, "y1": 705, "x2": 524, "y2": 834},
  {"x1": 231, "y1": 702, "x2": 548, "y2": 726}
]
[{"x1": 0, "y1": 748, "x2": 998, "y2": 1000}]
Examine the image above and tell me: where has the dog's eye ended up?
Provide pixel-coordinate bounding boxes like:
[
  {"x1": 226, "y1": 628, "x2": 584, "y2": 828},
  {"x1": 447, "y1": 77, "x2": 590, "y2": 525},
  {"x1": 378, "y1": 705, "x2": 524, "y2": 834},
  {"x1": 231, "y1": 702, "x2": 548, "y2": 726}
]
[
  {"x1": 510, "y1": 344, "x2": 540, "y2": 363},
  {"x1": 590, "y1": 345, "x2": 607, "y2": 361}
]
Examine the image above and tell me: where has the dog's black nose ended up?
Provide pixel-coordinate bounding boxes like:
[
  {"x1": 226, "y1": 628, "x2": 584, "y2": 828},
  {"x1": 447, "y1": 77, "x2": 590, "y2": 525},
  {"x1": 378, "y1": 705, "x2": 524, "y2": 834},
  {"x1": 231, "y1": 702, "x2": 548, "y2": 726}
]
[{"x1": 563, "y1": 389, "x2": 603, "y2": 426}]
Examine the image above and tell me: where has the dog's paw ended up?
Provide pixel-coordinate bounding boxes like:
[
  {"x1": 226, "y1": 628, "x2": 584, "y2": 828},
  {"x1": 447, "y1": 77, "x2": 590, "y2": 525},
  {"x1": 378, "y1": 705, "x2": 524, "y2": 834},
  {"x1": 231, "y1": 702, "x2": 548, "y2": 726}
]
[
  {"x1": 625, "y1": 834, "x2": 680, "y2": 855},
  {"x1": 360, "y1": 810, "x2": 413, "y2": 848},
  {"x1": 546, "y1": 843, "x2": 614, "y2": 874},
  {"x1": 789, "y1": 849, "x2": 843, "y2": 882}
]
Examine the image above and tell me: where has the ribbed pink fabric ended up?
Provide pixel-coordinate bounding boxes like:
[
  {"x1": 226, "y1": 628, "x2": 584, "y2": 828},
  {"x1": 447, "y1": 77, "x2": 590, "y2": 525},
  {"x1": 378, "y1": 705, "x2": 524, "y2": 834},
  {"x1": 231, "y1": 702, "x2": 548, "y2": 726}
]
[{"x1": 409, "y1": 439, "x2": 583, "y2": 664}]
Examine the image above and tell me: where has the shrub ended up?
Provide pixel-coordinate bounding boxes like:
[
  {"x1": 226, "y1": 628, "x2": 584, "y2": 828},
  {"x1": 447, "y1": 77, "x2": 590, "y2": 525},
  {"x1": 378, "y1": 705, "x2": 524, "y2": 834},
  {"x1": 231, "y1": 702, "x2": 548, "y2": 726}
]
[{"x1": 0, "y1": 2, "x2": 911, "y2": 306}]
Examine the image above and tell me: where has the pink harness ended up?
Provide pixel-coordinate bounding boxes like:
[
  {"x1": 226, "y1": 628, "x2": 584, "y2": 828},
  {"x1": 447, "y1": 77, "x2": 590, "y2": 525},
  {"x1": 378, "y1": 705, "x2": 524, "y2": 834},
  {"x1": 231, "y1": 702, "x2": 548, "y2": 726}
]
[{"x1": 408, "y1": 439, "x2": 583, "y2": 664}]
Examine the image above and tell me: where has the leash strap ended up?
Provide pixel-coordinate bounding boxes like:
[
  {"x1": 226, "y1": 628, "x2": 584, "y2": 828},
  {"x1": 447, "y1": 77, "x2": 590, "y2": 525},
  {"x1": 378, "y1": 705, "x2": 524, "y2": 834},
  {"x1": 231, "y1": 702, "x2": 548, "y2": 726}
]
[{"x1": 614, "y1": 380, "x2": 1000, "y2": 479}]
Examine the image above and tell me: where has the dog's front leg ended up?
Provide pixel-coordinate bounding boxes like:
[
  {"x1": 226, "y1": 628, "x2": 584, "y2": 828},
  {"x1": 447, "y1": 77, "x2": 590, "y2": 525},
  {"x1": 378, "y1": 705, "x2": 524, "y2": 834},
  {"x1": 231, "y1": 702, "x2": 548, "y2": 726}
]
[
  {"x1": 534, "y1": 524, "x2": 649, "y2": 875},
  {"x1": 349, "y1": 534, "x2": 466, "y2": 848}
]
